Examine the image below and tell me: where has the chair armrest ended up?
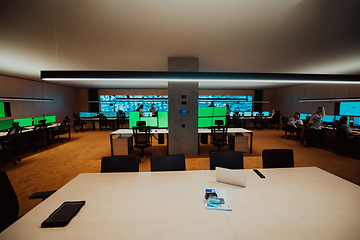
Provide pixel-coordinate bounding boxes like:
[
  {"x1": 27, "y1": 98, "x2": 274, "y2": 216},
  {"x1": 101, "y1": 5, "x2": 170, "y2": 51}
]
[{"x1": 29, "y1": 190, "x2": 56, "y2": 201}]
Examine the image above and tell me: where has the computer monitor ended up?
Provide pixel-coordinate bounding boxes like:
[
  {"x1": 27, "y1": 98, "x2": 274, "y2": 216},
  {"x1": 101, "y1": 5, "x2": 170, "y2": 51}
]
[
  {"x1": 243, "y1": 112, "x2": 251, "y2": 117},
  {"x1": 33, "y1": 116, "x2": 46, "y2": 125},
  {"x1": 44, "y1": 115, "x2": 56, "y2": 123},
  {"x1": 300, "y1": 113, "x2": 309, "y2": 120},
  {"x1": 339, "y1": 102, "x2": 360, "y2": 116},
  {"x1": 100, "y1": 112, "x2": 117, "y2": 118},
  {"x1": 14, "y1": 118, "x2": 33, "y2": 127},
  {"x1": 0, "y1": 119, "x2": 14, "y2": 131},
  {"x1": 322, "y1": 115, "x2": 335, "y2": 125},
  {"x1": 80, "y1": 112, "x2": 98, "y2": 118},
  {"x1": 262, "y1": 111, "x2": 270, "y2": 117},
  {"x1": 142, "y1": 112, "x2": 153, "y2": 117},
  {"x1": 199, "y1": 107, "x2": 214, "y2": 117},
  {"x1": 334, "y1": 116, "x2": 350, "y2": 125},
  {"x1": 198, "y1": 117, "x2": 213, "y2": 128},
  {"x1": 353, "y1": 117, "x2": 360, "y2": 127},
  {"x1": 252, "y1": 112, "x2": 259, "y2": 116},
  {"x1": 157, "y1": 111, "x2": 168, "y2": 128},
  {"x1": 129, "y1": 111, "x2": 140, "y2": 129},
  {"x1": 213, "y1": 107, "x2": 226, "y2": 117},
  {"x1": 140, "y1": 117, "x2": 158, "y2": 127}
]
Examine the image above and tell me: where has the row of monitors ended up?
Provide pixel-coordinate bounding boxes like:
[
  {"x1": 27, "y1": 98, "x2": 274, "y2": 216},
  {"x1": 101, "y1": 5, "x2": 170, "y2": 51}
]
[
  {"x1": 299, "y1": 113, "x2": 360, "y2": 125},
  {"x1": 230, "y1": 111, "x2": 270, "y2": 117},
  {"x1": 0, "y1": 102, "x2": 11, "y2": 118},
  {"x1": 0, "y1": 116, "x2": 57, "y2": 131},
  {"x1": 129, "y1": 111, "x2": 168, "y2": 129}
]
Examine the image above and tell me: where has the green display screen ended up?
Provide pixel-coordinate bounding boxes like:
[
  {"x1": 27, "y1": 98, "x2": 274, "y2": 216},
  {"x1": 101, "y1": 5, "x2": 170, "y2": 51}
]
[
  {"x1": 140, "y1": 117, "x2": 158, "y2": 127},
  {"x1": 129, "y1": 111, "x2": 140, "y2": 129},
  {"x1": 157, "y1": 111, "x2": 168, "y2": 128},
  {"x1": 0, "y1": 102, "x2": 4, "y2": 118},
  {"x1": 213, "y1": 107, "x2": 226, "y2": 116},
  {"x1": 198, "y1": 117, "x2": 213, "y2": 128},
  {"x1": 198, "y1": 107, "x2": 214, "y2": 117},
  {"x1": 212, "y1": 117, "x2": 226, "y2": 126},
  {"x1": 14, "y1": 118, "x2": 33, "y2": 127},
  {"x1": 0, "y1": 119, "x2": 14, "y2": 131},
  {"x1": 33, "y1": 116, "x2": 46, "y2": 125},
  {"x1": 45, "y1": 115, "x2": 56, "y2": 123}
]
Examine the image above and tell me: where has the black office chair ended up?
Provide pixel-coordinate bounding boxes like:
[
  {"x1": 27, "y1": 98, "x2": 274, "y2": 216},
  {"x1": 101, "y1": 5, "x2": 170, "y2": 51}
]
[
  {"x1": 101, "y1": 156, "x2": 140, "y2": 172},
  {"x1": 0, "y1": 171, "x2": 55, "y2": 233},
  {"x1": 72, "y1": 113, "x2": 86, "y2": 133},
  {"x1": 99, "y1": 114, "x2": 111, "y2": 131},
  {"x1": 151, "y1": 154, "x2": 186, "y2": 171},
  {"x1": 281, "y1": 116, "x2": 296, "y2": 139},
  {"x1": 116, "y1": 110, "x2": 127, "y2": 129},
  {"x1": 132, "y1": 125, "x2": 152, "y2": 162},
  {"x1": 262, "y1": 149, "x2": 294, "y2": 168},
  {"x1": 210, "y1": 151, "x2": 244, "y2": 170},
  {"x1": 0, "y1": 122, "x2": 22, "y2": 165},
  {"x1": 210, "y1": 123, "x2": 228, "y2": 151},
  {"x1": 268, "y1": 111, "x2": 281, "y2": 129},
  {"x1": 52, "y1": 118, "x2": 71, "y2": 143}
]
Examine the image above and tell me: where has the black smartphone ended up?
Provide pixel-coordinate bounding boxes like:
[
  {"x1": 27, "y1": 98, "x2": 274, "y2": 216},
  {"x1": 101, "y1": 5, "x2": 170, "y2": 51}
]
[{"x1": 41, "y1": 201, "x2": 86, "y2": 227}]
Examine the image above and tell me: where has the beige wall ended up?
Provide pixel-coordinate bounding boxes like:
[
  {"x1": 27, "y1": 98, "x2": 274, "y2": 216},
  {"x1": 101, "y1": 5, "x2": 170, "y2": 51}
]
[
  {"x1": 0, "y1": 75, "x2": 79, "y2": 122},
  {"x1": 264, "y1": 84, "x2": 360, "y2": 118}
]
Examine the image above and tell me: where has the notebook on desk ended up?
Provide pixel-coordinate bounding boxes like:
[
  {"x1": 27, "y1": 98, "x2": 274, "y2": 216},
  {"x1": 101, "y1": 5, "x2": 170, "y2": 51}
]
[{"x1": 216, "y1": 167, "x2": 247, "y2": 187}]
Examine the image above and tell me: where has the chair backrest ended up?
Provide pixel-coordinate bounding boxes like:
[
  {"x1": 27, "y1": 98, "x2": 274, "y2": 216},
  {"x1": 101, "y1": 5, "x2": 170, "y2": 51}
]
[
  {"x1": 281, "y1": 116, "x2": 289, "y2": 127},
  {"x1": 334, "y1": 123, "x2": 348, "y2": 141},
  {"x1": 214, "y1": 120, "x2": 224, "y2": 126},
  {"x1": 151, "y1": 154, "x2": 186, "y2": 171},
  {"x1": 72, "y1": 113, "x2": 81, "y2": 123},
  {"x1": 58, "y1": 119, "x2": 70, "y2": 133},
  {"x1": 0, "y1": 171, "x2": 19, "y2": 233},
  {"x1": 136, "y1": 121, "x2": 146, "y2": 127},
  {"x1": 133, "y1": 126, "x2": 151, "y2": 145},
  {"x1": 262, "y1": 149, "x2": 294, "y2": 168},
  {"x1": 117, "y1": 110, "x2": 125, "y2": 118},
  {"x1": 210, "y1": 126, "x2": 227, "y2": 143},
  {"x1": 210, "y1": 151, "x2": 244, "y2": 170},
  {"x1": 101, "y1": 156, "x2": 139, "y2": 172},
  {"x1": 6, "y1": 122, "x2": 22, "y2": 142}
]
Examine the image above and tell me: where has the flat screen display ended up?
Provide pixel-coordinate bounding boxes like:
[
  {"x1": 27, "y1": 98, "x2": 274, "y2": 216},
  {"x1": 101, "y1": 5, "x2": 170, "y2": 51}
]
[
  {"x1": 129, "y1": 111, "x2": 139, "y2": 129},
  {"x1": 45, "y1": 115, "x2": 56, "y2": 123},
  {"x1": 0, "y1": 102, "x2": 11, "y2": 118},
  {"x1": 244, "y1": 112, "x2": 251, "y2": 117},
  {"x1": 252, "y1": 111, "x2": 259, "y2": 116},
  {"x1": 80, "y1": 112, "x2": 98, "y2": 118},
  {"x1": 140, "y1": 117, "x2": 158, "y2": 127},
  {"x1": 353, "y1": 117, "x2": 360, "y2": 127},
  {"x1": 14, "y1": 118, "x2": 33, "y2": 127},
  {"x1": 300, "y1": 113, "x2": 310, "y2": 120},
  {"x1": 33, "y1": 116, "x2": 45, "y2": 125},
  {"x1": 212, "y1": 117, "x2": 226, "y2": 126},
  {"x1": 0, "y1": 119, "x2": 14, "y2": 131},
  {"x1": 157, "y1": 111, "x2": 168, "y2": 128},
  {"x1": 100, "y1": 112, "x2": 116, "y2": 118},
  {"x1": 334, "y1": 116, "x2": 350, "y2": 125},
  {"x1": 213, "y1": 107, "x2": 226, "y2": 117},
  {"x1": 198, "y1": 117, "x2": 213, "y2": 128},
  {"x1": 322, "y1": 115, "x2": 335, "y2": 124},
  {"x1": 339, "y1": 102, "x2": 360, "y2": 116},
  {"x1": 262, "y1": 111, "x2": 270, "y2": 117},
  {"x1": 198, "y1": 107, "x2": 214, "y2": 117}
]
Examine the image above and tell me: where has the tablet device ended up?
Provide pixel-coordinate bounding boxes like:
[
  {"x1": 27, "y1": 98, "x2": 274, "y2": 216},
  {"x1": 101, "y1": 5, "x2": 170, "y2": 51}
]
[{"x1": 41, "y1": 201, "x2": 85, "y2": 227}]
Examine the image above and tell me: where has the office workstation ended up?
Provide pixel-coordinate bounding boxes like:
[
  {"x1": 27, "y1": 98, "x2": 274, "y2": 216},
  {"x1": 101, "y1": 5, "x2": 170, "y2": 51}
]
[{"x1": 1, "y1": 0, "x2": 360, "y2": 238}]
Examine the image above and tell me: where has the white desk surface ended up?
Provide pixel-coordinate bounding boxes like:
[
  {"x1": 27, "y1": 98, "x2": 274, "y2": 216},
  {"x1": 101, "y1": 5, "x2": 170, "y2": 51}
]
[
  {"x1": 0, "y1": 123, "x2": 61, "y2": 137},
  {"x1": 110, "y1": 127, "x2": 252, "y2": 135},
  {"x1": 1, "y1": 167, "x2": 359, "y2": 240}
]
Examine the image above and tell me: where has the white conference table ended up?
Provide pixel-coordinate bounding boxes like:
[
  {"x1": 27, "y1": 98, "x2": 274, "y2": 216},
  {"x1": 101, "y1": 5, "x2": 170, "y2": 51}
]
[
  {"x1": 109, "y1": 127, "x2": 253, "y2": 155},
  {"x1": 1, "y1": 167, "x2": 359, "y2": 240}
]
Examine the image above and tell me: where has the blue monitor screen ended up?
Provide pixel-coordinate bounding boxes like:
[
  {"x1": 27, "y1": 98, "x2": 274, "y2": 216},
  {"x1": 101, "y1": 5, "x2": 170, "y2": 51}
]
[
  {"x1": 322, "y1": 115, "x2": 335, "y2": 124},
  {"x1": 262, "y1": 111, "x2": 270, "y2": 117},
  {"x1": 353, "y1": 117, "x2": 360, "y2": 127},
  {"x1": 252, "y1": 112, "x2": 259, "y2": 116},
  {"x1": 100, "y1": 112, "x2": 116, "y2": 118},
  {"x1": 80, "y1": 112, "x2": 98, "y2": 118},
  {"x1": 244, "y1": 112, "x2": 251, "y2": 117},
  {"x1": 300, "y1": 113, "x2": 309, "y2": 120},
  {"x1": 339, "y1": 102, "x2": 360, "y2": 116},
  {"x1": 334, "y1": 116, "x2": 350, "y2": 125}
]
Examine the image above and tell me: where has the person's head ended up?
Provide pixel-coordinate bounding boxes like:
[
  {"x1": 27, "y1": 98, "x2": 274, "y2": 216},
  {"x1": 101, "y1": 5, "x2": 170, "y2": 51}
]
[
  {"x1": 151, "y1": 104, "x2": 154, "y2": 108},
  {"x1": 314, "y1": 106, "x2": 325, "y2": 118},
  {"x1": 226, "y1": 104, "x2": 230, "y2": 109},
  {"x1": 339, "y1": 116, "x2": 348, "y2": 125},
  {"x1": 140, "y1": 104, "x2": 143, "y2": 109},
  {"x1": 210, "y1": 102, "x2": 214, "y2": 106},
  {"x1": 294, "y1": 112, "x2": 300, "y2": 119}
]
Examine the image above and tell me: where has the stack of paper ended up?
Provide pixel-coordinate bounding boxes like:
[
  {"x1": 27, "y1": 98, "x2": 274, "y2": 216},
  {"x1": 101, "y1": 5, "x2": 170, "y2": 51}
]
[{"x1": 204, "y1": 188, "x2": 232, "y2": 211}]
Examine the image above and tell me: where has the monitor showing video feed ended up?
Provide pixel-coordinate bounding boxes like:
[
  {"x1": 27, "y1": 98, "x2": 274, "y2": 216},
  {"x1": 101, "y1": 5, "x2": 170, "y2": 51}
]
[
  {"x1": 353, "y1": 117, "x2": 360, "y2": 127},
  {"x1": 129, "y1": 111, "x2": 140, "y2": 129},
  {"x1": 262, "y1": 111, "x2": 270, "y2": 117},
  {"x1": 157, "y1": 111, "x2": 168, "y2": 128},
  {"x1": 244, "y1": 112, "x2": 251, "y2": 117},
  {"x1": 44, "y1": 115, "x2": 56, "y2": 123},
  {"x1": 198, "y1": 117, "x2": 212, "y2": 128},
  {"x1": 199, "y1": 107, "x2": 214, "y2": 117},
  {"x1": 14, "y1": 118, "x2": 33, "y2": 127},
  {"x1": 0, "y1": 119, "x2": 14, "y2": 131},
  {"x1": 140, "y1": 117, "x2": 158, "y2": 127},
  {"x1": 33, "y1": 116, "x2": 45, "y2": 125},
  {"x1": 80, "y1": 112, "x2": 98, "y2": 118},
  {"x1": 322, "y1": 115, "x2": 335, "y2": 124},
  {"x1": 0, "y1": 102, "x2": 11, "y2": 118},
  {"x1": 339, "y1": 102, "x2": 360, "y2": 116},
  {"x1": 213, "y1": 107, "x2": 226, "y2": 117}
]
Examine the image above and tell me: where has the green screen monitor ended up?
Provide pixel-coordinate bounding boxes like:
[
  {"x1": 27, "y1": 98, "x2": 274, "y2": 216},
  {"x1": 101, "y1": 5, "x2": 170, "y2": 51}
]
[
  {"x1": 33, "y1": 116, "x2": 46, "y2": 125},
  {"x1": 0, "y1": 119, "x2": 14, "y2": 131},
  {"x1": 140, "y1": 117, "x2": 158, "y2": 127},
  {"x1": 198, "y1": 107, "x2": 214, "y2": 117},
  {"x1": 0, "y1": 102, "x2": 4, "y2": 118},
  {"x1": 213, "y1": 107, "x2": 226, "y2": 117},
  {"x1": 14, "y1": 118, "x2": 33, "y2": 127},
  {"x1": 157, "y1": 111, "x2": 168, "y2": 128},
  {"x1": 45, "y1": 115, "x2": 56, "y2": 123},
  {"x1": 198, "y1": 117, "x2": 213, "y2": 128},
  {"x1": 129, "y1": 111, "x2": 140, "y2": 129},
  {"x1": 0, "y1": 102, "x2": 11, "y2": 118},
  {"x1": 212, "y1": 117, "x2": 226, "y2": 126}
]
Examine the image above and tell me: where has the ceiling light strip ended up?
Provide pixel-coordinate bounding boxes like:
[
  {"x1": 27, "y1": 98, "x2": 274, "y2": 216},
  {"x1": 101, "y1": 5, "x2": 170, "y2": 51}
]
[
  {"x1": 298, "y1": 97, "x2": 360, "y2": 102},
  {"x1": 0, "y1": 97, "x2": 54, "y2": 102}
]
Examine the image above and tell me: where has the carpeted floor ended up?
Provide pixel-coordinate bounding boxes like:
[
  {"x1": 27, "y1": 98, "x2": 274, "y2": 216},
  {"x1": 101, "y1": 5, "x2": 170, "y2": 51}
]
[{"x1": 1, "y1": 128, "x2": 359, "y2": 217}]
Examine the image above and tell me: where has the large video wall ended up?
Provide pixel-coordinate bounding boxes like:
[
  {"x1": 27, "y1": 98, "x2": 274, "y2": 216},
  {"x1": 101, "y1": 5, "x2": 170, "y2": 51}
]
[{"x1": 99, "y1": 95, "x2": 253, "y2": 115}]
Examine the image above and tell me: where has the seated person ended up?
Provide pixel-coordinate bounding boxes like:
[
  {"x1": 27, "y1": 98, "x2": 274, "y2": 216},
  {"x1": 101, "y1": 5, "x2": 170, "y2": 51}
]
[
  {"x1": 303, "y1": 106, "x2": 325, "y2": 148},
  {"x1": 287, "y1": 112, "x2": 303, "y2": 138},
  {"x1": 339, "y1": 116, "x2": 360, "y2": 146},
  {"x1": 136, "y1": 104, "x2": 144, "y2": 117},
  {"x1": 149, "y1": 105, "x2": 157, "y2": 117}
]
